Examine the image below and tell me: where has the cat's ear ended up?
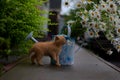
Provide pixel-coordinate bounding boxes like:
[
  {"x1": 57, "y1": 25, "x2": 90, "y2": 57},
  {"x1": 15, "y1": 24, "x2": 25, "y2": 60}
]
[{"x1": 55, "y1": 36, "x2": 60, "y2": 41}]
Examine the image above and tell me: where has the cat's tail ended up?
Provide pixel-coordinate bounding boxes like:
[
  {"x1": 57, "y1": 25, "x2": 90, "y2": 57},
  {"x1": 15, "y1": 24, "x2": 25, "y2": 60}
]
[
  {"x1": 29, "y1": 48, "x2": 38, "y2": 64},
  {"x1": 29, "y1": 48, "x2": 35, "y2": 59}
]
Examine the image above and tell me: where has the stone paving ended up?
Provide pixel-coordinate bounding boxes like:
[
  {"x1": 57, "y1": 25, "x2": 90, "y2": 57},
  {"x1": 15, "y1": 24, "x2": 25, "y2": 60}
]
[{"x1": 0, "y1": 45, "x2": 120, "y2": 80}]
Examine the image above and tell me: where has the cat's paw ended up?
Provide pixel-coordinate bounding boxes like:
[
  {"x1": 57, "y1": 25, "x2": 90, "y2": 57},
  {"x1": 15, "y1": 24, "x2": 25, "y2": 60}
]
[{"x1": 56, "y1": 63, "x2": 61, "y2": 67}]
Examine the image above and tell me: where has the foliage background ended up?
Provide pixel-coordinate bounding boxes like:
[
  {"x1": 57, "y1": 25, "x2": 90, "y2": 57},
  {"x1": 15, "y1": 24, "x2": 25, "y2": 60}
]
[{"x1": 0, "y1": 0, "x2": 48, "y2": 56}]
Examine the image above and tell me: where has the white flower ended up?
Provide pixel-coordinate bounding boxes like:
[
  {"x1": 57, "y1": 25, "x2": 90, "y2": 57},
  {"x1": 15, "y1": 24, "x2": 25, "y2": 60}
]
[
  {"x1": 61, "y1": 0, "x2": 75, "y2": 15},
  {"x1": 94, "y1": 4, "x2": 99, "y2": 10},
  {"x1": 89, "y1": 10, "x2": 101, "y2": 20},
  {"x1": 81, "y1": 15, "x2": 89, "y2": 21},
  {"x1": 89, "y1": 10, "x2": 95, "y2": 18},
  {"x1": 111, "y1": 39, "x2": 117, "y2": 46},
  {"x1": 114, "y1": 44, "x2": 120, "y2": 53},
  {"x1": 117, "y1": 48, "x2": 120, "y2": 53},
  {"x1": 84, "y1": 9, "x2": 88, "y2": 14},
  {"x1": 109, "y1": 15, "x2": 115, "y2": 22},
  {"x1": 94, "y1": 31, "x2": 100, "y2": 38},
  {"x1": 107, "y1": 1, "x2": 117, "y2": 14},
  {"x1": 83, "y1": 1, "x2": 87, "y2": 5},
  {"x1": 114, "y1": 16, "x2": 120, "y2": 27},
  {"x1": 94, "y1": 23, "x2": 100, "y2": 29},
  {"x1": 100, "y1": 3, "x2": 107, "y2": 11},
  {"x1": 94, "y1": 10, "x2": 101, "y2": 20},
  {"x1": 106, "y1": 49, "x2": 113, "y2": 55},
  {"x1": 111, "y1": 38, "x2": 120, "y2": 47},
  {"x1": 75, "y1": 1, "x2": 83, "y2": 8},
  {"x1": 63, "y1": 0, "x2": 70, "y2": 7},
  {"x1": 81, "y1": 20, "x2": 88, "y2": 27},
  {"x1": 67, "y1": 20, "x2": 75, "y2": 25},
  {"x1": 87, "y1": 0, "x2": 94, "y2": 4},
  {"x1": 106, "y1": 7, "x2": 111, "y2": 13},
  {"x1": 99, "y1": 22, "x2": 107, "y2": 31},
  {"x1": 74, "y1": 0, "x2": 87, "y2": 9},
  {"x1": 116, "y1": 27, "x2": 120, "y2": 36},
  {"x1": 118, "y1": 1, "x2": 120, "y2": 5},
  {"x1": 86, "y1": 28, "x2": 95, "y2": 38},
  {"x1": 106, "y1": 32, "x2": 114, "y2": 40},
  {"x1": 76, "y1": 11, "x2": 83, "y2": 17},
  {"x1": 81, "y1": 0, "x2": 85, "y2": 3},
  {"x1": 99, "y1": 0, "x2": 105, "y2": 4},
  {"x1": 89, "y1": 22, "x2": 95, "y2": 28}
]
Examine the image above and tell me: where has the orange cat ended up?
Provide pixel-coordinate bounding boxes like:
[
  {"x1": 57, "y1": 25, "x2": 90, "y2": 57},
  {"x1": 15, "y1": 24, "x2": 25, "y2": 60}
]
[{"x1": 29, "y1": 36, "x2": 66, "y2": 66}]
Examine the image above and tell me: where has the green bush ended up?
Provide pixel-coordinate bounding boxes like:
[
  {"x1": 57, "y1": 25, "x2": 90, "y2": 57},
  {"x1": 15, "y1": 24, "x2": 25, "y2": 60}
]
[{"x1": 0, "y1": 0, "x2": 48, "y2": 56}]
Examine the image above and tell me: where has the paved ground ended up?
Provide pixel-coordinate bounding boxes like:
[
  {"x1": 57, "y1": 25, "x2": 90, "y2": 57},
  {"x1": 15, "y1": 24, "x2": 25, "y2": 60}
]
[{"x1": 0, "y1": 45, "x2": 120, "y2": 80}]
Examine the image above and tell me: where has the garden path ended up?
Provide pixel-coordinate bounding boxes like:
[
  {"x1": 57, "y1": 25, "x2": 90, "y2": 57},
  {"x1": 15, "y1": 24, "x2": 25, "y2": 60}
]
[{"x1": 0, "y1": 45, "x2": 120, "y2": 80}]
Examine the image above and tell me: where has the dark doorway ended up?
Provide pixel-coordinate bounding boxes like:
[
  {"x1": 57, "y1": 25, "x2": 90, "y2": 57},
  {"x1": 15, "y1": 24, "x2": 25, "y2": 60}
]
[{"x1": 48, "y1": 11, "x2": 59, "y2": 39}]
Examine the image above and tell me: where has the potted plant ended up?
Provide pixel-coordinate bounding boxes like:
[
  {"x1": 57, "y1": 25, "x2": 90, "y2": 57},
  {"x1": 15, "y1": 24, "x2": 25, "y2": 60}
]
[{"x1": 62, "y1": 0, "x2": 120, "y2": 55}]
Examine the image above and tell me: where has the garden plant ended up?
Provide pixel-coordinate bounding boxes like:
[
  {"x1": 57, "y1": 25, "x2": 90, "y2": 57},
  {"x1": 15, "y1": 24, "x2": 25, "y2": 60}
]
[
  {"x1": 0, "y1": 0, "x2": 49, "y2": 74},
  {"x1": 62, "y1": 0, "x2": 120, "y2": 55}
]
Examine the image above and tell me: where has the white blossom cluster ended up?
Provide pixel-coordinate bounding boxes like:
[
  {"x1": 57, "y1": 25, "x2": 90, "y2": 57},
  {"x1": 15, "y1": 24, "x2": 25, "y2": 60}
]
[{"x1": 63, "y1": 0, "x2": 120, "y2": 55}]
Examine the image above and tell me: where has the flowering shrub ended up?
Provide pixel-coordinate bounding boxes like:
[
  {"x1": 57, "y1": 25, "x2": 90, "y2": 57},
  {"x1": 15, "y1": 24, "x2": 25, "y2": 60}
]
[
  {"x1": 63, "y1": 0, "x2": 120, "y2": 55},
  {"x1": 0, "y1": 0, "x2": 48, "y2": 56}
]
